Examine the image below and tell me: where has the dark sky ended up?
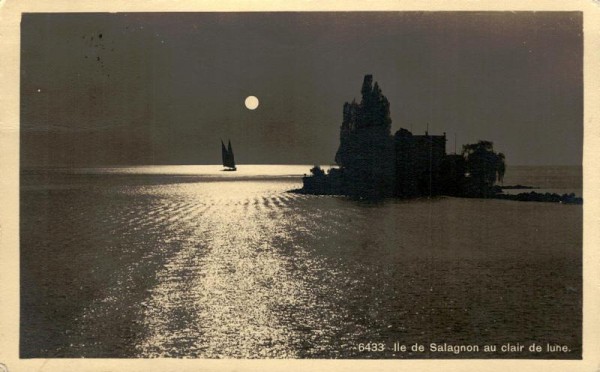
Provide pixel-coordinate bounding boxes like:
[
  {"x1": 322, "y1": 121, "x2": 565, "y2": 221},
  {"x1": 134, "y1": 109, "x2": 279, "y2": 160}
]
[{"x1": 21, "y1": 12, "x2": 582, "y2": 167}]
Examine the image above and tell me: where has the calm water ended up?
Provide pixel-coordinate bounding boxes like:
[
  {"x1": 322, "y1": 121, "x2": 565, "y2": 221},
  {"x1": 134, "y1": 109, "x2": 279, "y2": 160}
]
[
  {"x1": 500, "y1": 165, "x2": 582, "y2": 196},
  {"x1": 20, "y1": 165, "x2": 582, "y2": 358}
]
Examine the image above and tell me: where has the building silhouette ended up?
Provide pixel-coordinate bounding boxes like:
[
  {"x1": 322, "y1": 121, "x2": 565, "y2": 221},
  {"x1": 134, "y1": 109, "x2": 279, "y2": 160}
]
[
  {"x1": 394, "y1": 128, "x2": 447, "y2": 197},
  {"x1": 303, "y1": 74, "x2": 448, "y2": 198}
]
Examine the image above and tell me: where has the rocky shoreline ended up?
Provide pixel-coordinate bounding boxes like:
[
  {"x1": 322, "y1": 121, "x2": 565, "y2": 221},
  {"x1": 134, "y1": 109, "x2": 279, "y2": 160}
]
[
  {"x1": 291, "y1": 186, "x2": 583, "y2": 205},
  {"x1": 492, "y1": 191, "x2": 582, "y2": 204}
]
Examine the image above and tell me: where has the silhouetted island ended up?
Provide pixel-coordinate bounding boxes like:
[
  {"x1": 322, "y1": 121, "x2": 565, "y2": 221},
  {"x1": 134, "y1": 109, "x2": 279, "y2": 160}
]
[{"x1": 296, "y1": 75, "x2": 582, "y2": 205}]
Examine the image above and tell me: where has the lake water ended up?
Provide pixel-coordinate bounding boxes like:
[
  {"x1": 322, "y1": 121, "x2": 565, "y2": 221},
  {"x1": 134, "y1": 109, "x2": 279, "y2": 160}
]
[{"x1": 20, "y1": 165, "x2": 582, "y2": 358}]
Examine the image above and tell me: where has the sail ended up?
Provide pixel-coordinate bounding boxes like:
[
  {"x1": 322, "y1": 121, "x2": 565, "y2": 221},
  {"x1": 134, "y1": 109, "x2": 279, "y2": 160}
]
[
  {"x1": 221, "y1": 139, "x2": 236, "y2": 169},
  {"x1": 227, "y1": 140, "x2": 236, "y2": 168},
  {"x1": 221, "y1": 140, "x2": 229, "y2": 167}
]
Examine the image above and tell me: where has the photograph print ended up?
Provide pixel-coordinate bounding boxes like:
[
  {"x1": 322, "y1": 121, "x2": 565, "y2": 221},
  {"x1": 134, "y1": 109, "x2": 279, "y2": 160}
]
[{"x1": 20, "y1": 11, "x2": 582, "y2": 359}]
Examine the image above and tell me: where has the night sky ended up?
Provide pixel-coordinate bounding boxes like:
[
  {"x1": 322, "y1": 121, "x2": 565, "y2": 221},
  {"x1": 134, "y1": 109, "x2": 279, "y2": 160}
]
[{"x1": 20, "y1": 12, "x2": 582, "y2": 167}]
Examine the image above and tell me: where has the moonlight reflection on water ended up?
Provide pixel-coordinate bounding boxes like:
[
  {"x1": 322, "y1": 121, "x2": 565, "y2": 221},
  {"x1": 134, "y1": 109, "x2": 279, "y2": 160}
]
[{"x1": 136, "y1": 182, "x2": 336, "y2": 358}]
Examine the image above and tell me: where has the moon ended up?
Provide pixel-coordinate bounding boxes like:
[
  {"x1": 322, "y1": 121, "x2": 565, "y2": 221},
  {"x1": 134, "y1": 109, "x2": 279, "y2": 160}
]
[{"x1": 244, "y1": 96, "x2": 259, "y2": 110}]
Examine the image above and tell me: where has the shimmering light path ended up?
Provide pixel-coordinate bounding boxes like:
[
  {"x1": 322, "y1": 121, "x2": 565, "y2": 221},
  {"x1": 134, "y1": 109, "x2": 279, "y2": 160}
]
[{"x1": 136, "y1": 183, "x2": 326, "y2": 357}]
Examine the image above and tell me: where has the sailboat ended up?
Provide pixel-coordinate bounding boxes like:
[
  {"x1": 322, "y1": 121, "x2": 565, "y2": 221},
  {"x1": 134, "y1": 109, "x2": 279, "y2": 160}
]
[{"x1": 221, "y1": 139, "x2": 237, "y2": 171}]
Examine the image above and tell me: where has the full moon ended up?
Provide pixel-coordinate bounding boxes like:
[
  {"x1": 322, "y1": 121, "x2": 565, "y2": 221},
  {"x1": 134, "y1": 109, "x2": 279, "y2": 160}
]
[{"x1": 244, "y1": 96, "x2": 259, "y2": 110}]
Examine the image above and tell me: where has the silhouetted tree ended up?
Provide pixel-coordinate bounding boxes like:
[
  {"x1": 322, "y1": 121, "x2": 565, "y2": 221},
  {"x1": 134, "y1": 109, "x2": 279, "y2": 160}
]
[
  {"x1": 310, "y1": 165, "x2": 326, "y2": 177},
  {"x1": 334, "y1": 74, "x2": 395, "y2": 198},
  {"x1": 462, "y1": 141, "x2": 506, "y2": 197}
]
